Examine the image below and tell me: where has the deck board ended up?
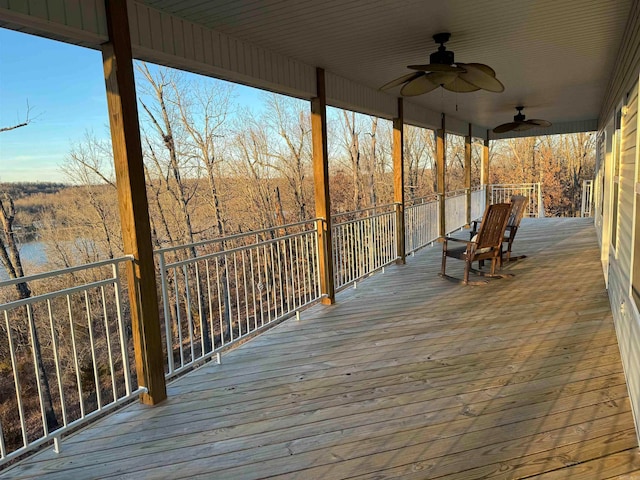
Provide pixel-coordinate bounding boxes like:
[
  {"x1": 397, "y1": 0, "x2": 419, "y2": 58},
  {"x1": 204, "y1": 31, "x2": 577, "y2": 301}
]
[{"x1": 2, "y1": 218, "x2": 639, "y2": 479}]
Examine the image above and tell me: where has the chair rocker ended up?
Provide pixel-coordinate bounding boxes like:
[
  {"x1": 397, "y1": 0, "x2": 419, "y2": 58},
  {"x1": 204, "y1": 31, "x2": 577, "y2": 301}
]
[{"x1": 441, "y1": 203, "x2": 512, "y2": 285}]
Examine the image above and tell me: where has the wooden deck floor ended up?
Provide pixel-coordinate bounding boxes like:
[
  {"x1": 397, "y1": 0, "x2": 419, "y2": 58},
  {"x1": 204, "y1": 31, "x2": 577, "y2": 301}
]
[{"x1": 3, "y1": 218, "x2": 640, "y2": 479}]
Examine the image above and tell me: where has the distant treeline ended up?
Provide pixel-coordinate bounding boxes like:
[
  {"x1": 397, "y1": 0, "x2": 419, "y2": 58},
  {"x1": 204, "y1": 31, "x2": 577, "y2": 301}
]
[{"x1": 0, "y1": 182, "x2": 67, "y2": 199}]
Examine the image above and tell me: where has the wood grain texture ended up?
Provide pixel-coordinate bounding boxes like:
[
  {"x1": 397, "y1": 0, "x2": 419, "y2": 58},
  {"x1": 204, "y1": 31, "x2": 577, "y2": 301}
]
[
  {"x1": 437, "y1": 116, "x2": 446, "y2": 237},
  {"x1": 465, "y1": 124, "x2": 472, "y2": 226},
  {"x1": 311, "y1": 67, "x2": 334, "y2": 304},
  {"x1": 102, "y1": 0, "x2": 166, "y2": 405},
  {"x1": 482, "y1": 135, "x2": 490, "y2": 207},
  {"x1": 2, "y1": 218, "x2": 638, "y2": 479},
  {"x1": 393, "y1": 97, "x2": 405, "y2": 264}
]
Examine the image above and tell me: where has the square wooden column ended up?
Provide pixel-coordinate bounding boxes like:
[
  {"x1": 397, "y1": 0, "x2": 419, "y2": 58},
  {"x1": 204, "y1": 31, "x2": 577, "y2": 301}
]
[
  {"x1": 102, "y1": 0, "x2": 166, "y2": 404},
  {"x1": 311, "y1": 68, "x2": 335, "y2": 304},
  {"x1": 481, "y1": 133, "x2": 491, "y2": 207},
  {"x1": 437, "y1": 114, "x2": 446, "y2": 237},
  {"x1": 465, "y1": 124, "x2": 472, "y2": 226},
  {"x1": 393, "y1": 98, "x2": 405, "y2": 264}
]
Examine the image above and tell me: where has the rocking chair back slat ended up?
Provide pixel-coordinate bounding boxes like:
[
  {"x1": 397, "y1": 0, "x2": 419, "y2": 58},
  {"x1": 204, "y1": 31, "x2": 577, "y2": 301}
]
[
  {"x1": 476, "y1": 203, "x2": 512, "y2": 249},
  {"x1": 507, "y1": 195, "x2": 528, "y2": 229}
]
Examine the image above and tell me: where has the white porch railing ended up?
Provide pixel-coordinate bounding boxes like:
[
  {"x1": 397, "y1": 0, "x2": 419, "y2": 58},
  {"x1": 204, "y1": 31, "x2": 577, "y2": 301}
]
[
  {"x1": 332, "y1": 205, "x2": 397, "y2": 289},
  {"x1": 581, "y1": 179, "x2": 594, "y2": 217},
  {"x1": 405, "y1": 197, "x2": 439, "y2": 254},
  {"x1": 470, "y1": 186, "x2": 486, "y2": 222},
  {"x1": 490, "y1": 183, "x2": 544, "y2": 217},
  {"x1": 444, "y1": 190, "x2": 467, "y2": 234},
  {"x1": 0, "y1": 257, "x2": 144, "y2": 464},
  {"x1": 156, "y1": 220, "x2": 321, "y2": 379}
]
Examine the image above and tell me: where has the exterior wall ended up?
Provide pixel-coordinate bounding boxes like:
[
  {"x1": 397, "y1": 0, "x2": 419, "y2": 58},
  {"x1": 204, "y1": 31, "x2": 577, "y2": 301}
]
[
  {"x1": 599, "y1": 0, "x2": 640, "y2": 129},
  {"x1": 599, "y1": 77, "x2": 640, "y2": 442},
  {"x1": 595, "y1": 0, "x2": 640, "y2": 443},
  {"x1": 616, "y1": 83, "x2": 639, "y2": 286}
]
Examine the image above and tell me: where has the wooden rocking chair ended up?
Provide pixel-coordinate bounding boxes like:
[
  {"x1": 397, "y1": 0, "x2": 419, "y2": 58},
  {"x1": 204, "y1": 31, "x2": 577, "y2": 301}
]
[
  {"x1": 441, "y1": 203, "x2": 512, "y2": 285},
  {"x1": 471, "y1": 194, "x2": 529, "y2": 263},
  {"x1": 502, "y1": 195, "x2": 528, "y2": 261}
]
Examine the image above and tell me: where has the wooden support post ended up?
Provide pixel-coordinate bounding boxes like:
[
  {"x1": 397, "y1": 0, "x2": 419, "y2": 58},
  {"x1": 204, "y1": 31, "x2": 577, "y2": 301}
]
[
  {"x1": 311, "y1": 68, "x2": 335, "y2": 304},
  {"x1": 437, "y1": 114, "x2": 446, "y2": 238},
  {"x1": 393, "y1": 98, "x2": 405, "y2": 264},
  {"x1": 481, "y1": 133, "x2": 490, "y2": 207},
  {"x1": 465, "y1": 124, "x2": 472, "y2": 227},
  {"x1": 102, "y1": 0, "x2": 166, "y2": 405}
]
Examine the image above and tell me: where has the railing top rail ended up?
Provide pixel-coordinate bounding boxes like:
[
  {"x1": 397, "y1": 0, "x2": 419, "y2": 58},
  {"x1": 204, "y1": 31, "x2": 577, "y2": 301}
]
[
  {"x1": 333, "y1": 209, "x2": 396, "y2": 227},
  {"x1": 406, "y1": 199, "x2": 438, "y2": 209},
  {"x1": 0, "y1": 255, "x2": 133, "y2": 288},
  {"x1": 331, "y1": 203, "x2": 395, "y2": 219},
  {"x1": 491, "y1": 183, "x2": 539, "y2": 187},
  {"x1": 445, "y1": 189, "x2": 467, "y2": 198},
  {"x1": 155, "y1": 219, "x2": 318, "y2": 255},
  {"x1": 165, "y1": 228, "x2": 316, "y2": 270},
  {"x1": 407, "y1": 195, "x2": 438, "y2": 205},
  {"x1": 1, "y1": 277, "x2": 118, "y2": 311}
]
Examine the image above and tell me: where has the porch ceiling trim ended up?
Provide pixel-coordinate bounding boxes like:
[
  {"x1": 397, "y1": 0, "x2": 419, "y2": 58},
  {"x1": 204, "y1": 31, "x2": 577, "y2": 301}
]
[
  {"x1": 0, "y1": 0, "x2": 492, "y2": 141},
  {"x1": 0, "y1": 0, "x2": 484, "y2": 137}
]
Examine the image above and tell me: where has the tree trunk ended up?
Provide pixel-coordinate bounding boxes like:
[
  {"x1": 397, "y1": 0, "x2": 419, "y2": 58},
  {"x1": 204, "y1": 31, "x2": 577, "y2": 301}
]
[{"x1": 0, "y1": 194, "x2": 59, "y2": 432}]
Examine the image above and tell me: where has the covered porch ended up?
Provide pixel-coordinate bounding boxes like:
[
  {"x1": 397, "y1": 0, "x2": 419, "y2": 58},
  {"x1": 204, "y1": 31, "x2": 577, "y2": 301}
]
[{"x1": 3, "y1": 218, "x2": 637, "y2": 479}]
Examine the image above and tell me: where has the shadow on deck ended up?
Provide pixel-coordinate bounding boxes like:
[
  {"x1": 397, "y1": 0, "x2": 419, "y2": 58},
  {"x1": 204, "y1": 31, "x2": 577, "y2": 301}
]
[{"x1": 3, "y1": 218, "x2": 640, "y2": 479}]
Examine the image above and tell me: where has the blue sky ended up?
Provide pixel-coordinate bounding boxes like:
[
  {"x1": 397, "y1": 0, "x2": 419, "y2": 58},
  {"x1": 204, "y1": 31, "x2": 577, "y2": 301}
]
[{"x1": 0, "y1": 28, "x2": 265, "y2": 183}]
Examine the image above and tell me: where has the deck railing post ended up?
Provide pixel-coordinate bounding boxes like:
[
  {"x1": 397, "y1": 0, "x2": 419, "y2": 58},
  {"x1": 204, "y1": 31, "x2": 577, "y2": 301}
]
[
  {"x1": 538, "y1": 182, "x2": 545, "y2": 218},
  {"x1": 482, "y1": 133, "x2": 490, "y2": 208},
  {"x1": 393, "y1": 98, "x2": 406, "y2": 264},
  {"x1": 465, "y1": 124, "x2": 472, "y2": 227},
  {"x1": 311, "y1": 68, "x2": 335, "y2": 304},
  {"x1": 101, "y1": 0, "x2": 167, "y2": 405},
  {"x1": 437, "y1": 114, "x2": 446, "y2": 237}
]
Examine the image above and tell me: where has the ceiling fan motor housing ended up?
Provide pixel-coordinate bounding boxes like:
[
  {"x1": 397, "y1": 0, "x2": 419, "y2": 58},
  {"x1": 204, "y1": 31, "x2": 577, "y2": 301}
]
[{"x1": 430, "y1": 49, "x2": 455, "y2": 66}]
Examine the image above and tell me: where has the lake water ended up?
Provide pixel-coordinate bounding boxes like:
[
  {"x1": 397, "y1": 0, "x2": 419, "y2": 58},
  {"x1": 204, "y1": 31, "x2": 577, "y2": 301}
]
[{"x1": 0, "y1": 241, "x2": 48, "y2": 281}]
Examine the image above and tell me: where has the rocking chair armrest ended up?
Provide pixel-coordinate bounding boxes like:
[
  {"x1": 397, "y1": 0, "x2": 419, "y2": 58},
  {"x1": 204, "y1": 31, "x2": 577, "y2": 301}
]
[
  {"x1": 443, "y1": 236, "x2": 472, "y2": 244},
  {"x1": 442, "y1": 236, "x2": 475, "y2": 254}
]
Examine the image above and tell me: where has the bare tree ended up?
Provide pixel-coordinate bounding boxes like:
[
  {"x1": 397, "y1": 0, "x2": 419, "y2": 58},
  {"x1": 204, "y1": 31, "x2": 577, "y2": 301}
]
[
  {"x1": 263, "y1": 94, "x2": 312, "y2": 221},
  {"x1": 0, "y1": 101, "x2": 37, "y2": 133},
  {"x1": 0, "y1": 193, "x2": 59, "y2": 431}
]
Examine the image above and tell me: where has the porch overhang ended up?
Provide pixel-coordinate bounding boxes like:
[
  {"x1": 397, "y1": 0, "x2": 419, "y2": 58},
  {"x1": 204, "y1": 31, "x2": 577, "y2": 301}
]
[{"x1": 0, "y1": 0, "x2": 637, "y2": 138}]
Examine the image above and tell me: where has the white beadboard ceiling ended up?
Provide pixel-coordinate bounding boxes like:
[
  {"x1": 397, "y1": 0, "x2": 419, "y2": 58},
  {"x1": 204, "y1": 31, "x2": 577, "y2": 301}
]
[{"x1": 139, "y1": 0, "x2": 633, "y2": 133}]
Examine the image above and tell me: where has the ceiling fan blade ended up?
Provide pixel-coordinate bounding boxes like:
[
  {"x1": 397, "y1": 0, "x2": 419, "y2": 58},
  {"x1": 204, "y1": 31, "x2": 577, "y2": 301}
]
[
  {"x1": 442, "y1": 76, "x2": 480, "y2": 92},
  {"x1": 457, "y1": 63, "x2": 504, "y2": 93},
  {"x1": 459, "y1": 62, "x2": 496, "y2": 77},
  {"x1": 526, "y1": 119, "x2": 552, "y2": 128},
  {"x1": 408, "y1": 63, "x2": 465, "y2": 73},
  {"x1": 400, "y1": 74, "x2": 439, "y2": 96},
  {"x1": 379, "y1": 72, "x2": 423, "y2": 91},
  {"x1": 513, "y1": 122, "x2": 536, "y2": 132},
  {"x1": 492, "y1": 122, "x2": 520, "y2": 134}
]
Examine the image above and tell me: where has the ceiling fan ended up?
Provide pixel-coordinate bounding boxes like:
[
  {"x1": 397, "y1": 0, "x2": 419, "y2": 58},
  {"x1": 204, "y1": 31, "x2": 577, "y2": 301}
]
[
  {"x1": 380, "y1": 32, "x2": 505, "y2": 96},
  {"x1": 493, "y1": 106, "x2": 552, "y2": 133}
]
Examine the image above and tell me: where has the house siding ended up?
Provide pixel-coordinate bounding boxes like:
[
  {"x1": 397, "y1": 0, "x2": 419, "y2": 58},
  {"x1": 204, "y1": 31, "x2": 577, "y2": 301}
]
[{"x1": 602, "y1": 77, "x2": 640, "y2": 442}]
